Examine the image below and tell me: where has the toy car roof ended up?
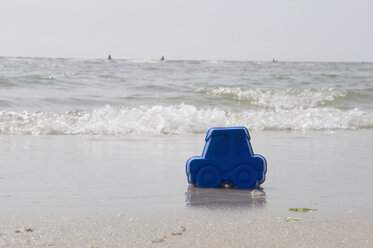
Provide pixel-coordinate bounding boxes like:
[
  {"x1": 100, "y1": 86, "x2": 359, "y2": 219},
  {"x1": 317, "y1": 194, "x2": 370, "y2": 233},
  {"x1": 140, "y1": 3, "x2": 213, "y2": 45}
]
[{"x1": 205, "y1": 126, "x2": 250, "y2": 141}]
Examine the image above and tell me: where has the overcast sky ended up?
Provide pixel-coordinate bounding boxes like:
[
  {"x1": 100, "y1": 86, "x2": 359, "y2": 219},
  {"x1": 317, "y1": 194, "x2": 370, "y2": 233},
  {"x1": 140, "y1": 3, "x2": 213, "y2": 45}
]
[{"x1": 1, "y1": 0, "x2": 372, "y2": 61}]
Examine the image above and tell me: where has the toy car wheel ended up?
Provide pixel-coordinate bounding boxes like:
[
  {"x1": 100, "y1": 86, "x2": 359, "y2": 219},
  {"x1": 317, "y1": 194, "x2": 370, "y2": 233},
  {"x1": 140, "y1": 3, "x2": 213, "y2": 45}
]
[
  {"x1": 232, "y1": 164, "x2": 258, "y2": 189},
  {"x1": 196, "y1": 166, "x2": 221, "y2": 188},
  {"x1": 258, "y1": 172, "x2": 266, "y2": 185}
]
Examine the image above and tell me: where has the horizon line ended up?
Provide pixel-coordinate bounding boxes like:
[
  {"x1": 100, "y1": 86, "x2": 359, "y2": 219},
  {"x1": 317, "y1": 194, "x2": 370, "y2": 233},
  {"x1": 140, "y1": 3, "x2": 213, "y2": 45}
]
[{"x1": 0, "y1": 55, "x2": 372, "y2": 64}]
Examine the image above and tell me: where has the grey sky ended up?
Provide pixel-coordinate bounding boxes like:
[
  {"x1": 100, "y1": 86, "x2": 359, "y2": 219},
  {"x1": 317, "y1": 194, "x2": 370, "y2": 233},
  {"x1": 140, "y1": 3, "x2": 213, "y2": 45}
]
[{"x1": 1, "y1": 0, "x2": 372, "y2": 61}]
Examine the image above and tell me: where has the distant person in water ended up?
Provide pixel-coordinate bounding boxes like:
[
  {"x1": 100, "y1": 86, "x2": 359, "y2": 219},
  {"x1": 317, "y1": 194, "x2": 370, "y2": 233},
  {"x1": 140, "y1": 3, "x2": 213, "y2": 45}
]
[
  {"x1": 108, "y1": 54, "x2": 112, "y2": 60},
  {"x1": 160, "y1": 56, "x2": 165, "y2": 61},
  {"x1": 272, "y1": 58, "x2": 278, "y2": 63}
]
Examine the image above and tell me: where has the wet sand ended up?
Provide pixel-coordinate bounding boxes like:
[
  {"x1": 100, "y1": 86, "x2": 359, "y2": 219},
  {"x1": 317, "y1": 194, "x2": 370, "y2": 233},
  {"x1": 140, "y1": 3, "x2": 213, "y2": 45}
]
[{"x1": 0, "y1": 131, "x2": 373, "y2": 247}]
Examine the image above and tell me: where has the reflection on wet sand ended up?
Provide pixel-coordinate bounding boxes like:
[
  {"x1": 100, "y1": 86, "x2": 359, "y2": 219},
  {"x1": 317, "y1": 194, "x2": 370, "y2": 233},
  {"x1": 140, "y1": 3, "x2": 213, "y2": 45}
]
[{"x1": 185, "y1": 185, "x2": 267, "y2": 208}]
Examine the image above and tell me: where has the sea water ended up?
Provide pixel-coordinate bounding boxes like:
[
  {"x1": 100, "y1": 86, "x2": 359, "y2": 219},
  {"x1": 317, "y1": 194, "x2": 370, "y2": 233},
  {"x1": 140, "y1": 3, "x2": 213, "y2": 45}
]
[
  {"x1": 1, "y1": 57, "x2": 373, "y2": 214},
  {"x1": 0, "y1": 57, "x2": 372, "y2": 135}
]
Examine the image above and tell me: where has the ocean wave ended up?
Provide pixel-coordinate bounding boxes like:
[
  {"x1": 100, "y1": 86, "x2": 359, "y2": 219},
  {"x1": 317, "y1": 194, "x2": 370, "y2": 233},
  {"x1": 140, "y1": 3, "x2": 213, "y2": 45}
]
[
  {"x1": 197, "y1": 87, "x2": 348, "y2": 109},
  {"x1": 0, "y1": 104, "x2": 372, "y2": 135}
]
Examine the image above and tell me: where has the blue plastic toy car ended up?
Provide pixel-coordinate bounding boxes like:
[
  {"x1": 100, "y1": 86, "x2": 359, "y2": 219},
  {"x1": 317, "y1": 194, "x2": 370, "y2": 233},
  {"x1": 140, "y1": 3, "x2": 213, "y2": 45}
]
[{"x1": 186, "y1": 127, "x2": 267, "y2": 189}]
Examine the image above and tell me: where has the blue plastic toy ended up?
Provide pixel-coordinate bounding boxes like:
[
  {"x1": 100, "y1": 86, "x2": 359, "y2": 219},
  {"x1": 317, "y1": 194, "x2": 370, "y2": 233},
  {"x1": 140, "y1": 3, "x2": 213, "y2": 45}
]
[{"x1": 186, "y1": 127, "x2": 267, "y2": 189}]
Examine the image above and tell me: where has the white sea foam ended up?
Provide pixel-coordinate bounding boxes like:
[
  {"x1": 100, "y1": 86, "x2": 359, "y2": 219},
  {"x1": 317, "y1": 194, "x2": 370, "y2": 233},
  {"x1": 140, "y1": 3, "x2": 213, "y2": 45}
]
[
  {"x1": 198, "y1": 87, "x2": 348, "y2": 109},
  {"x1": 0, "y1": 104, "x2": 372, "y2": 135}
]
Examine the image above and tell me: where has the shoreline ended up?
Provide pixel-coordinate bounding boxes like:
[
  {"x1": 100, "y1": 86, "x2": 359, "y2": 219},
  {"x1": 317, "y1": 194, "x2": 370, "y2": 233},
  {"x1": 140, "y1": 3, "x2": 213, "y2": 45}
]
[
  {"x1": 1, "y1": 130, "x2": 372, "y2": 215},
  {"x1": 1, "y1": 130, "x2": 372, "y2": 246}
]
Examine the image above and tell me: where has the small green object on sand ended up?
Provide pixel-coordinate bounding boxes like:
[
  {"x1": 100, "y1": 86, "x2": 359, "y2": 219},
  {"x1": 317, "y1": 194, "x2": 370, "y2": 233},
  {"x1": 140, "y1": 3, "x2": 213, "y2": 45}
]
[{"x1": 289, "y1": 208, "x2": 318, "y2": 213}]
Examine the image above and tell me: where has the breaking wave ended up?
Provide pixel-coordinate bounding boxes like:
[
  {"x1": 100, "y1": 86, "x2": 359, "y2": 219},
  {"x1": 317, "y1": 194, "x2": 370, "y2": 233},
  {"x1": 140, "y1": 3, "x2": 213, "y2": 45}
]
[
  {"x1": 197, "y1": 87, "x2": 350, "y2": 109},
  {"x1": 0, "y1": 104, "x2": 372, "y2": 135}
]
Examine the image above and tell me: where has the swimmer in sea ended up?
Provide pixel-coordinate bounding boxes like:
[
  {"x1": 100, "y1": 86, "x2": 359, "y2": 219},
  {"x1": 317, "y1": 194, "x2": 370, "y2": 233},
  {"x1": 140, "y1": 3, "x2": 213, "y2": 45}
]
[
  {"x1": 160, "y1": 56, "x2": 165, "y2": 61},
  {"x1": 108, "y1": 54, "x2": 112, "y2": 60}
]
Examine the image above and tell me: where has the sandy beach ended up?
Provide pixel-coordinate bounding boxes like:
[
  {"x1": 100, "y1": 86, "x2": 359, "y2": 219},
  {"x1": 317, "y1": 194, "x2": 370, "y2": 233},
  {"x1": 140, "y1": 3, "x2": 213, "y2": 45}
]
[
  {"x1": 1, "y1": 131, "x2": 372, "y2": 247},
  {"x1": 1, "y1": 213, "x2": 372, "y2": 247}
]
